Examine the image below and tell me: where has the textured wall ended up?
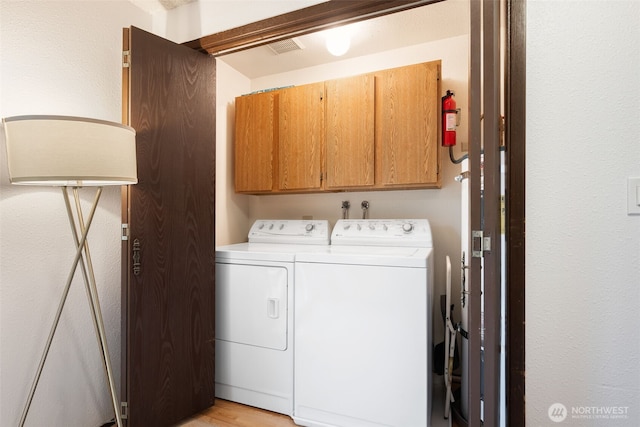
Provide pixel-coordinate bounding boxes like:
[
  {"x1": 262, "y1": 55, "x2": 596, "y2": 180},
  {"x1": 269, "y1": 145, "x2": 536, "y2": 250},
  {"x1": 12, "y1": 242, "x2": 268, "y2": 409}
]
[
  {"x1": 162, "y1": 0, "x2": 325, "y2": 43},
  {"x1": 526, "y1": 0, "x2": 640, "y2": 425},
  {"x1": 215, "y1": 59, "x2": 252, "y2": 247},
  {"x1": 0, "y1": 2, "x2": 151, "y2": 426},
  {"x1": 0, "y1": 2, "x2": 329, "y2": 425}
]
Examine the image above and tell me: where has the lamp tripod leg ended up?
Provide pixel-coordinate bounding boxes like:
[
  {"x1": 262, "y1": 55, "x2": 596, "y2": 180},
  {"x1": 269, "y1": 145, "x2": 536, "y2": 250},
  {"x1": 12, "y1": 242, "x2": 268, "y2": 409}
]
[
  {"x1": 18, "y1": 187, "x2": 102, "y2": 427},
  {"x1": 67, "y1": 187, "x2": 123, "y2": 427}
]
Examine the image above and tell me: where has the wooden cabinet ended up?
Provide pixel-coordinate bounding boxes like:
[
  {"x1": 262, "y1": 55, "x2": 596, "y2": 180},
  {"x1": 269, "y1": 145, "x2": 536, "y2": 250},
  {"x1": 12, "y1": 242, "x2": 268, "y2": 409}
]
[
  {"x1": 234, "y1": 91, "x2": 277, "y2": 193},
  {"x1": 325, "y1": 74, "x2": 375, "y2": 190},
  {"x1": 278, "y1": 82, "x2": 325, "y2": 191},
  {"x1": 234, "y1": 60, "x2": 441, "y2": 194},
  {"x1": 375, "y1": 61, "x2": 441, "y2": 188}
]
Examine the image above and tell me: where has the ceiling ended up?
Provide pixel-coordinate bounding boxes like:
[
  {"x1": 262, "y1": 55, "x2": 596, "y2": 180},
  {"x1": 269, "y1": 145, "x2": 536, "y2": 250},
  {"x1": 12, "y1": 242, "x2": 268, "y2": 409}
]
[
  {"x1": 127, "y1": 0, "x2": 469, "y2": 79},
  {"x1": 220, "y1": 0, "x2": 469, "y2": 79},
  {"x1": 129, "y1": 0, "x2": 195, "y2": 13}
]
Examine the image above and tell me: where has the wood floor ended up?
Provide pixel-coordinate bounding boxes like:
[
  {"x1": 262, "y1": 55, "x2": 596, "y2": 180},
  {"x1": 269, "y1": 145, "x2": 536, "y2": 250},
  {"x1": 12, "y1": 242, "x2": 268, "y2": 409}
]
[
  {"x1": 178, "y1": 398, "x2": 462, "y2": 427},
  {"x1": 178, "y1": 400, "x2": 297, "y2": 427}
]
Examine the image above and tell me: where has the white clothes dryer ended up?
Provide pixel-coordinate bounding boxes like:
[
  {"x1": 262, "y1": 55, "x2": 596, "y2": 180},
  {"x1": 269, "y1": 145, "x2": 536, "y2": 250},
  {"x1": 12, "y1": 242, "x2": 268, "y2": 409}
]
[
  {"x1": 215, "y1": 219, "x2": 329, "y2": 416},
  {"x1": 293, "y1": 219, "x2": 434, "y2": 427}
]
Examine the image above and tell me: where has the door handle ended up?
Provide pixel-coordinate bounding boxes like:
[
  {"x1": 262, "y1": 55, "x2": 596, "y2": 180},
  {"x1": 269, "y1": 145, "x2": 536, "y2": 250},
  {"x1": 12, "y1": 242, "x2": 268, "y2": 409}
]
[
  {"x1": 267, "y1": 298, "x2": 279, "y2": 319},
  {"x1": 132, "y1": 238, "x2": 141, "y2": 276}
]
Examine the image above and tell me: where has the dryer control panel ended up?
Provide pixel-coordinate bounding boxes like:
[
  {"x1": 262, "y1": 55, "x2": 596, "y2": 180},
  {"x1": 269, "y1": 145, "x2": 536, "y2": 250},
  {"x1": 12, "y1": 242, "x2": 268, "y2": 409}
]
[
  {"x1": 248, "y1": 220, "x2": 330, "y2": 245},
  {"x1": 331, "y1": 219, "x2": 433, "y2": 248}
]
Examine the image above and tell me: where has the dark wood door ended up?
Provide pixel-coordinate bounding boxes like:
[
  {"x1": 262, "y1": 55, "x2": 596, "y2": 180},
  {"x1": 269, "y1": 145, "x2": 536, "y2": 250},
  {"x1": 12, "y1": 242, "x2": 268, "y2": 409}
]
[{"x1": 121, "y1": 26, "x2": 216, "y2": 427}]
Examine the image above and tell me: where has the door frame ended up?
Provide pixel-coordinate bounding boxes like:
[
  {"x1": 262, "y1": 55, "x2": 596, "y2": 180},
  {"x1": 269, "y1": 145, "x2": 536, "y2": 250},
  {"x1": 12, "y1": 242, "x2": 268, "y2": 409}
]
[
  {"x1": 505, "y1": 0, "x2": 526, "y2": 423},
  {"x1": 187, "y1": 1, "x2": 526, "y2": 424}
]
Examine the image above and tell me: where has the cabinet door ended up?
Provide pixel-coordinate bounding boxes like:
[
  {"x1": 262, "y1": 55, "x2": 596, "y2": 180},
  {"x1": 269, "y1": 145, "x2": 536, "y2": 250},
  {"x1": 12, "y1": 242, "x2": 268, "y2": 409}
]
[
  {"x1": 234, "y1": 91, "x2": 277, "y2": 193},
  {"x1": 375, "y1": 61, "x2": 441, "y2": 188},
  {"x1": 122, "y1": 27, "x2": 216, "y2": 427},
  {"x1": 325, "y1": 75, "x2": 375, "y2": 189},
  {"x1": 278, "y1": 82, "x2": 324, "y2": 191}
]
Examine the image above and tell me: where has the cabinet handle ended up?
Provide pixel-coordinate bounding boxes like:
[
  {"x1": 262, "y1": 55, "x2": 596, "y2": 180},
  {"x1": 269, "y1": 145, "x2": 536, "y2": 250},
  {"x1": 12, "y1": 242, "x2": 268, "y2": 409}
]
[{"x1": 132, "y1": 238, "x2": 141, "y2": 276}]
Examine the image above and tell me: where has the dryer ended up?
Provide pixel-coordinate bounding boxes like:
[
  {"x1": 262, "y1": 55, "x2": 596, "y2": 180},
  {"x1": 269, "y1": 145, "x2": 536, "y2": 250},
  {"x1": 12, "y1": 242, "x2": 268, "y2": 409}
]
[
  {"x1": 215, "y1": 219, "x2": 329, "y2": 416},
  {"x1": 293, "y1": 219, "x2": 434, "y2": 427}
]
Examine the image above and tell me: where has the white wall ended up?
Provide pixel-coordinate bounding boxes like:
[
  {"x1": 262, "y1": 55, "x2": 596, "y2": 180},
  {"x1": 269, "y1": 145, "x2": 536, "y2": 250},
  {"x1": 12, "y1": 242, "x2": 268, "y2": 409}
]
[
  {"x1": 163, "y1": 0, "x2": 325, "y2": 44},
  {"x1": 215, "y1": 59, "x2": 252, "y2": 245},
  {"x1": 0, "y1": 2, "x2": 152, "y2": 426},
  {"x1": 0, "y1": 2, "x2": 339, "y2": 425},
  {"x1": 10, "y1": 2, "x2": 635, "y2": 426},
  {"x1": 526, "y1": 0, "x2": 640, "y2": 425}
]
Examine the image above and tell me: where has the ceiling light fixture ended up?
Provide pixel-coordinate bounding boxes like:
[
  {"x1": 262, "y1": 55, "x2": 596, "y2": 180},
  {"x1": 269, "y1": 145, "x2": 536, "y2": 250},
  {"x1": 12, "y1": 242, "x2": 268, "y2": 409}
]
[{"x1": 324, "y1": 26, "x2": 351, "y2": 57}]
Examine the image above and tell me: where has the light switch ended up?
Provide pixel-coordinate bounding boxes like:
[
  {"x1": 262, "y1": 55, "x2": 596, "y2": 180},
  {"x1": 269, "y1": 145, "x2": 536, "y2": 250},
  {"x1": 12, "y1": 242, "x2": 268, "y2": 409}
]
[{"x1": 628, "y1": 177, "x2": 640, "y2": 215}]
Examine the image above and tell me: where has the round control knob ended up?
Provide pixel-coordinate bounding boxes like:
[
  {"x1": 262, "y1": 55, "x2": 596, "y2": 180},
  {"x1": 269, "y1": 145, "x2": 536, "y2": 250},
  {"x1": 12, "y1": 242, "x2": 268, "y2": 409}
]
[
  {"x1": 258, "y1": 223, "x2": 265, "y2": 230},
  {"x1": 305, "y1": 223, "x2": 315, "y2": 232},
  {"x1": 402, "y1": 223, "x2": 413, "y2": 233}
]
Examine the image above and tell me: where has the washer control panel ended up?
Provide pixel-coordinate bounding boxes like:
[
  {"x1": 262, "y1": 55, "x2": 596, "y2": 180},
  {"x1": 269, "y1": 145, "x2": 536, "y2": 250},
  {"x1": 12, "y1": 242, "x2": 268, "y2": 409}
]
[
  {"x1": 248, "y1": 219, "x2": 330, "y2": 245},
  {"x1": 331, "y1": 219, "x2": 433, "y2": 247}
]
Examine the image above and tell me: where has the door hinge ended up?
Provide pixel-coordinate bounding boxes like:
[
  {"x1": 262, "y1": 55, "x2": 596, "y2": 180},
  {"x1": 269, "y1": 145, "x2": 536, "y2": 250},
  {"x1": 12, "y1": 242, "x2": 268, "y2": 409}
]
[
  {"x1": 472, "y1": 230, "x2": 491, "y2": 258},
  {"x1": 121, "y1": 223, "x2": 129, "y2": 241},
  {"x1": 123, "y1": 50, "x2": 130, "y2": 68},
  {"x1": 120, "y1": 401, "x2": 128, "y2": 419}
]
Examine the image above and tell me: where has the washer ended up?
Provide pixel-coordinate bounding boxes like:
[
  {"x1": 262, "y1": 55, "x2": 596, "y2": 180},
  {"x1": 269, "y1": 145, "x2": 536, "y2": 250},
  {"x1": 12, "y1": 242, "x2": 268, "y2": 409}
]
[
  {"x1": 293, "y1": 219, "x2": 434, "y2": 427},
  {"x1": 215, "y1": 219, "x2": 329, "y2": 416}
]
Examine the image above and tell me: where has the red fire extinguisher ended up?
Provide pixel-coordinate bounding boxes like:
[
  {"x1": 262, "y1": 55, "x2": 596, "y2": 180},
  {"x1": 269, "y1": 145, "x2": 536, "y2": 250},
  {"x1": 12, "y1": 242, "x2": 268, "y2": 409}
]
[{"x1": 442, "y1": 90, "x2": 457, "y2": 147}]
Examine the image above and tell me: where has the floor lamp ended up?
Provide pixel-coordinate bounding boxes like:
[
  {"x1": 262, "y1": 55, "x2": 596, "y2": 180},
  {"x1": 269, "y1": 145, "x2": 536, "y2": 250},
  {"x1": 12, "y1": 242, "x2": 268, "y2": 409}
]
[{"x1": 2, "y1": 115, "x2": 137, "y2": 427}]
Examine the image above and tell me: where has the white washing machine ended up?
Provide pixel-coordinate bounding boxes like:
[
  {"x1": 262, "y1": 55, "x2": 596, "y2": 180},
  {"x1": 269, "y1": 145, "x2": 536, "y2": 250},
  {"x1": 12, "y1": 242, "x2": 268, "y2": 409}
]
[
  {"x1": 215, "y1": 219, "x2": 329, "y2": 416},
  {"x1": 293, "y1": 219, "x2": 434, "y2": 427}
]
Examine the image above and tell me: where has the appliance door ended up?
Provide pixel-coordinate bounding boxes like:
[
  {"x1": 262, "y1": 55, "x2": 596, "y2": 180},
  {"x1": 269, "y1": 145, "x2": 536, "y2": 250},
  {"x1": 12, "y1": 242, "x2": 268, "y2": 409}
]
[
  {"x1": 216, "y1": 262, "x2": 288, "y2": 350},
  {"x1": 294, "y1": 261, "x2": 431, "y2": 427}
]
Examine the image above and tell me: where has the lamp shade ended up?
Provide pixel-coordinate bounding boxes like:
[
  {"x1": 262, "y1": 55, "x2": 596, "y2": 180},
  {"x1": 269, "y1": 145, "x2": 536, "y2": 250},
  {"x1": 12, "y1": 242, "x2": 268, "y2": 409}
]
[{"x1": 2, "y1": 115, "x2": 137, "y2": 186}]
